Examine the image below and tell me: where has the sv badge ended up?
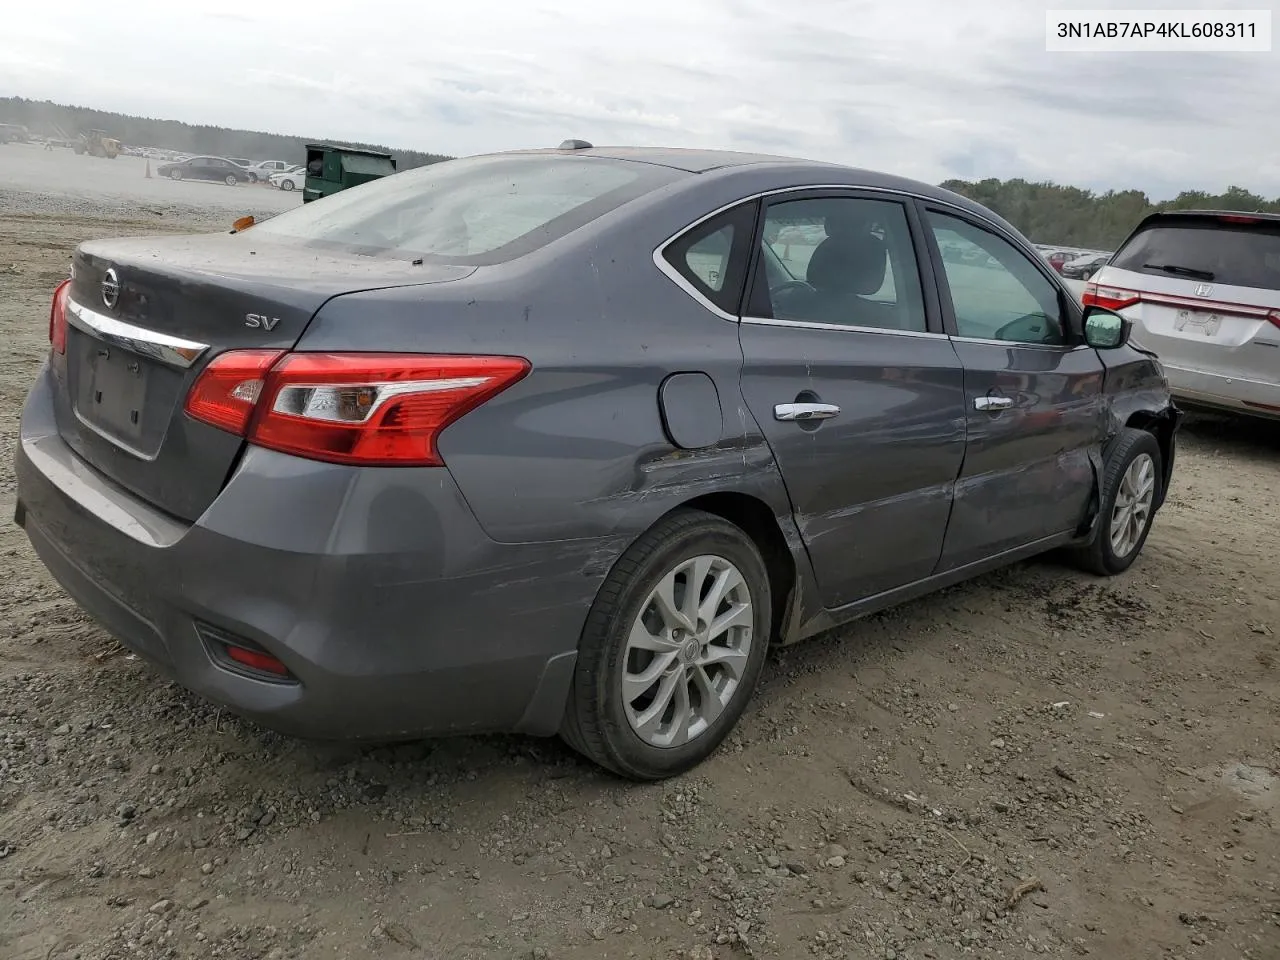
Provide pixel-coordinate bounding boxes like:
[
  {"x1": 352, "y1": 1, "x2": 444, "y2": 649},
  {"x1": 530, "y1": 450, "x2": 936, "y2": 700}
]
[{"x1": 245, "y1": 313, "x2": 282, "y2": 331}]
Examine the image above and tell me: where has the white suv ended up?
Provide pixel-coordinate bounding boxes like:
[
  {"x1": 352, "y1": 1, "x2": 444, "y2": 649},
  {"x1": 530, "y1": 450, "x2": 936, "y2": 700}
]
[{"x1": 1085, "y1": 210, "x2": 1280, "y2": 420}]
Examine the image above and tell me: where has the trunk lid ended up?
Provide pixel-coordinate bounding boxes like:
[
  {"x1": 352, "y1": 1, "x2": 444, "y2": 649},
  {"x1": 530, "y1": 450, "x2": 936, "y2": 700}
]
[{"x1": 57, "y1": 233, "x2": 472, "y2": 521}]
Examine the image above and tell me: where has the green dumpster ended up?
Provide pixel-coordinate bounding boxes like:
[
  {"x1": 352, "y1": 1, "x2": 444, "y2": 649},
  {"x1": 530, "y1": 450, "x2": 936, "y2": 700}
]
[{"x1": 302, "y1": 143, "x2": 397, "y2": 203}]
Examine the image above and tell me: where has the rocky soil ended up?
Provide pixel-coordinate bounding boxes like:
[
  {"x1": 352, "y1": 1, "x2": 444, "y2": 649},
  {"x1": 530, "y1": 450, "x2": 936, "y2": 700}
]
[{"x1": 1, "y1": 201, "x2": 1277, "y2": 960}]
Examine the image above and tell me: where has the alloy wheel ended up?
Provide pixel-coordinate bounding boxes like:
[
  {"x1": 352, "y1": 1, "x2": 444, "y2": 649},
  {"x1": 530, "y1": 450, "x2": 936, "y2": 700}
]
[{"x1": 622, "y1": 554, "x2": 753, "y2": 748}]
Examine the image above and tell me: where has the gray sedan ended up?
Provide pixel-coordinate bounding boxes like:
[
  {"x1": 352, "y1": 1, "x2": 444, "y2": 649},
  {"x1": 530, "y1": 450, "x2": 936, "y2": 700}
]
[{"x1": 15, "y1": 143, "x2": 1182, "y2": 780}]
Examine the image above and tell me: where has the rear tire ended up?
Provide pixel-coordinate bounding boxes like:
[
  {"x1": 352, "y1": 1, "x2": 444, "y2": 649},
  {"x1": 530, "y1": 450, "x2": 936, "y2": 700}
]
[
  {"x1": 224, "y1": 173, "x2": 239, "y2": 186},
  {"x1": 561, "y1": 509, "x2": 771, "y2": 780},
  {"x1": 1070, "y1": 428, "x2": 1162, "y2": 576}
]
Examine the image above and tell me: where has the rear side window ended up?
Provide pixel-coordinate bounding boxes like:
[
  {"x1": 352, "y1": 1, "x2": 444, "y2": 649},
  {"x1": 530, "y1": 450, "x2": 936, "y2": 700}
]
[
  {"x1": 251, "y1": 154, "x2": 684, "y2": 265},
  {"x1": 661, "y1": 201, "x2": 758, "y2": 315},
  {"x1": 1111, "y1": 217, "x2": 1280, "y2": 290}
]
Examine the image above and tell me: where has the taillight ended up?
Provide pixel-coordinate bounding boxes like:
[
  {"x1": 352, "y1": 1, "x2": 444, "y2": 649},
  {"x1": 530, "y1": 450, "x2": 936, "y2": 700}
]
[
  {"x1": 1269, "y1": 310, "x2": 1280, "y2": 330},
  {"x1": 183, "y1": 350, "x2": 284, "y2": 435},
  {"x1": 49, "y1": 279, "x2": 71, "y2": 354},
  {"x1": 1082, "y1": 284, "x2": 1141, "y2": 312},
  {"x1": 184, "y1": 352, "x2": 530, "y2": 466}
]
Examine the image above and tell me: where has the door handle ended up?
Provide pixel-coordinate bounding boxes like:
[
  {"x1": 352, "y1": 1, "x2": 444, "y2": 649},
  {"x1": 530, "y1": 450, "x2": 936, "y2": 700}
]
[
  {"x1": 775, "y1": 402, "x2": 840, "y2": 422},
  {"x1": 974, "y1": 396, "x2": 1014, "y2": 412}
]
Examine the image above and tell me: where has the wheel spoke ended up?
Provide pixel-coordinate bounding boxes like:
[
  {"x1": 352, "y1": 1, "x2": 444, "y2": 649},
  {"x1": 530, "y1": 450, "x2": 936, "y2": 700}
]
[
  {"x1": 707, "y1": 602, "x2": 752, "y2": 643},
  {"x1": 684, "y1": 556, "x2": 714, "y2": 623},
  {"x1": 651, "y1": 573, "x2": 694, "y2": 633},
  {"x1": 670, "y1": 673, "x2": 694, "y2": 745},
  {"x1": 698, "y1": 564, "x2": 744, "y2": 626},
  {"x1": 690, "y1": 665, "x2": 727, "y2": 726},
  {"x1": 626, "y1": 618, "x2": 680, "y2": 654},
  {"x1": 632, "y1": 668, "x2": 684, "y2": 736},
  {"x1": 623, "y1": 651, "x2": 677, "y2": 703},
  {"x1": 698, "y1": 643, "x2": 749, "y2": 680}
]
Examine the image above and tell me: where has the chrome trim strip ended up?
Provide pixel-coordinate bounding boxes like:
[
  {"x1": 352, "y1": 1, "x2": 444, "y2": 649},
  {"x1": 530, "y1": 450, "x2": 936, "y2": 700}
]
[
  {"x1": 66, "y1": 299, "x2": 209, "y2": 369},
  {"x1": 741, "y1": 316, "x2": 949, "y2": 339},
  {"x1": 948, "y1": 335, "x2": 1088, "y2": 352}
]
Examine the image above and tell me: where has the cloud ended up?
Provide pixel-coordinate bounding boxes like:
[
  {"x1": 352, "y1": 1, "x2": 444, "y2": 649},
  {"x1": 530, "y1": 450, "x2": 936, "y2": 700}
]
[{"x1": 1, "y1": 0, "x2": 1275, "y2": 198}]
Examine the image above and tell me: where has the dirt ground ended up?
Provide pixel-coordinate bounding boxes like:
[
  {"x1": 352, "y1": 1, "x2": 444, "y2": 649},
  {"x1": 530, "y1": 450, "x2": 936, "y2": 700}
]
[{"x1": 1, "y1": 193, "x2": 1277, "y2": 960}]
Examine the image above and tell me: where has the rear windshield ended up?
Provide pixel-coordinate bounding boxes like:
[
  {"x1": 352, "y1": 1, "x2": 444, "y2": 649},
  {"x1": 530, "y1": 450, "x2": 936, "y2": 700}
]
[
  {"x1": 250, "y1": 154, "x2": 683, "y2": 265},
  {"x1": 1111, "y1": 216, "x2": 1280, "y2": 290}
]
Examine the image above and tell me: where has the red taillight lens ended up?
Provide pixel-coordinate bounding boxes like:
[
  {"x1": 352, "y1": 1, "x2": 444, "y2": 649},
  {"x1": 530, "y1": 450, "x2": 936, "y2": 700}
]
[
  {"x1": 184, "y1": 350, "x2": 284, "y2": 435},
  {"x1": 49, "y1": 279, "x2": 71, "y2": 354},
  {"x1": 1082, "y1": 284, "x2": 1141, "y2": 312},
  {"x1": 1269, "y1": 310, "x2": 1280, "y2": 330},
  {"x1": 184, "y1": 351, "x2": 531, "y2": 466}
]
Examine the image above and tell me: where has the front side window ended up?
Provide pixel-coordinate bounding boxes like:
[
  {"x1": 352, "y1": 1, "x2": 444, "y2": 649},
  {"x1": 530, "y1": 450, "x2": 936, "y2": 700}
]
[
  {"x1": 751, "y1": 196, "x2": 927, "y2": 332},
  {"x1": 927, "y1": 212, "x2": 1067, "y2": 346},
  {"x1": 251, "y1": 154, "x2": 684, "y2": 265}
]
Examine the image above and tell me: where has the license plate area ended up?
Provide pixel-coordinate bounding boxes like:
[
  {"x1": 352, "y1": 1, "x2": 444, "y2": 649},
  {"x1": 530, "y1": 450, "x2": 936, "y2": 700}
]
[
  {"x1": 81, "y1": 344, "x2": 149, "y2": 441},
  {"x1": 1173, "y1": 308, "x2": 1221, "y2": 336}
]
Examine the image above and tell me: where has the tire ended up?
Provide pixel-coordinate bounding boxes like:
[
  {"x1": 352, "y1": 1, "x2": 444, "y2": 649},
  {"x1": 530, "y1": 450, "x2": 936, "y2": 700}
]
[
  {"x1": 281, "y1": 179, "x2": 295, "y2": 191},
  {"x1": 169, "y1": 169, "x2": 183, "y2": 180},
  {"x1": 224, "y1": 173, "x2": 239, "y2": 186},
  {"x1": 561, "y1": 509, "x2": 771, "y2": 780},
  {"x1": 1070, "y1": 428, "x2": 1163, "y2": 576}
]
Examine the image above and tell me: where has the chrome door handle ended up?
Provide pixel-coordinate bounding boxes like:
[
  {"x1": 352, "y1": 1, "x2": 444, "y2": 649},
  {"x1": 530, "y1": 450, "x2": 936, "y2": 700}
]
[
  {"x1": 974, "y1": 396, "x2": 1014, "y2": 412},
  {"x1": 774, "y1": 402, "x2": 840, "y2": 422}
]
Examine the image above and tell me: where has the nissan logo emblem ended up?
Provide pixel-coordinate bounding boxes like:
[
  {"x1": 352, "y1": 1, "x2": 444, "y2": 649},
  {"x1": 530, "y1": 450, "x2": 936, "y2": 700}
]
[{"x1": 101, "y1": 268, "x2": 120, "y2": 309}]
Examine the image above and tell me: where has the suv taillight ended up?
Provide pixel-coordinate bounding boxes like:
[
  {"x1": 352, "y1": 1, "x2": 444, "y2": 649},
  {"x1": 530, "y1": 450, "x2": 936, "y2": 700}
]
[
  {"x1": 1269, "y1": 310, "x2": 1280, "y2": 330},
  {"x1": 184, "y1": 352, "x2": 531, "y2": 466},
  {"x1": 1082, "y1": 283, "x2": 1141, "y2": 312},
  {"x1": 49, "y1": 279, "x2": 71, "y2": 354}
]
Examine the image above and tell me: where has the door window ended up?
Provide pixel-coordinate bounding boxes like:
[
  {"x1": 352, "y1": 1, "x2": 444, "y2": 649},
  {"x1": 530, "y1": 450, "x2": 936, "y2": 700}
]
[
  {"x1": 751, "y1": 197, "x2": 927, "y2": 332},
  {"x1": 661, "y1": 201, "x2": 758, "y2": 314},
  {"x1": 927, "y1": 212, "x2": 1067, "y2": 345}
]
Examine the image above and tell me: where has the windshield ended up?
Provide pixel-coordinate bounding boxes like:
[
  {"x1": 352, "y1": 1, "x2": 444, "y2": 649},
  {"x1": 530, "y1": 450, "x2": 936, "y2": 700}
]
[
  {"x1": 1111, "y1": 217, "x2": 1280, "y2": 290},
  {"x1": 251, "y1": 153, "x2": 684, "y2": 265}
]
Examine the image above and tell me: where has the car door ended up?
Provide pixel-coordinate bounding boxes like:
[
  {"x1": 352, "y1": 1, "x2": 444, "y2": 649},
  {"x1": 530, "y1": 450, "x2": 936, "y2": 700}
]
[
  {"x1": 919, "y1": 205, "x2": 1106, "y2": 571},
  {"x1": 737, "y1": 191, "x2": 968, "y2": 609}
]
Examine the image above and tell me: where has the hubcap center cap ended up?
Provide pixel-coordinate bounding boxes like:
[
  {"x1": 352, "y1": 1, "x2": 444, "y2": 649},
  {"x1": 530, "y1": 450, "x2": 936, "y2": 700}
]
[{"x1": 680, "y1": 639, "x2": 701, "y2": 663}]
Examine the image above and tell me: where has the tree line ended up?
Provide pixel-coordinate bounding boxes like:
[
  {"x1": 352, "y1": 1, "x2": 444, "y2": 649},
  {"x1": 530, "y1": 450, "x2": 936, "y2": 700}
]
[
  {"x1": 0, "y1": 97, "x2": 451, "y2": 171},
  {"x1": 941, "y1": 178, "x2": 1280, "y2": 250}
]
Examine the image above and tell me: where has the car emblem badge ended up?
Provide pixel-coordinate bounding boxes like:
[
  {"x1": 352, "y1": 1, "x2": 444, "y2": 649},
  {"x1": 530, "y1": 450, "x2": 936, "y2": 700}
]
[
  {"x1": 1193, "y1": 283, "x2": 1212, "y2": 298},
  {"x1": 101, "y1": 268, "x2": 121, "y2": 309}
]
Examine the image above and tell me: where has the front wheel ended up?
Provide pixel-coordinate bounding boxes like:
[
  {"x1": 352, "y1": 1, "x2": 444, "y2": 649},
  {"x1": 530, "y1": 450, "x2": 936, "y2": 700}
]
[
  {"x1": 224, "y1": 173, "x2": 239, "y2": 186},
  {"x1": 169, "y1": 168, "x2": 183, "y2": 180},
  {"x1": 280, "y1": 179, "x2": 295, "y2": 191},
  {"x1": 561, "y1": 509, "x2": 771, "y2": 780},
  {"x1": 1071, "y1": 428, "x2": 1163, "y2": 576}
]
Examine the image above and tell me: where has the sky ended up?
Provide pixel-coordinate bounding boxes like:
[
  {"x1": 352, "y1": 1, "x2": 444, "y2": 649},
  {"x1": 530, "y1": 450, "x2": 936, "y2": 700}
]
[{"x1": 1, "y1": 0, "x2": 1276, "y2": 200}]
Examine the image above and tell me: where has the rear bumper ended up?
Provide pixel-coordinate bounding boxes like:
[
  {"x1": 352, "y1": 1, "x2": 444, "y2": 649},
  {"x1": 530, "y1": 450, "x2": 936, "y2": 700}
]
[
  {"x1": 14, "y1": 364, "x2": 605, "y2": 741},
  {"x1": 1164, "y1": 363, "x2": 1280, "y2": 418}
]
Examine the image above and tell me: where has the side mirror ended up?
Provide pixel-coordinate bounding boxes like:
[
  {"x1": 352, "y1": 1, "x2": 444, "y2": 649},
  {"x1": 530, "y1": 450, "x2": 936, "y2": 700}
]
[{"x1": 1082, "y1": 306, "x2": 1131, "y2": 349}]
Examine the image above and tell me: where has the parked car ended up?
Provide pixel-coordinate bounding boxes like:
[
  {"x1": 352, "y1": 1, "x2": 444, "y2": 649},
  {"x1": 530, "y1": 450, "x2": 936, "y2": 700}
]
[
  {"x1": 249, "y1": 159, "x2": 296, "y2": 182},
  {"x1": 1046, "y1": 250, "x2": 1073, "y2": 273},
  {"x1": 1086, "y1": 209, "x2": 1280, "y2": 420},
  {"x1": 156, "y1": 156, "x2": 247, "y2": 185},
  {"x1": 15, "y1": 144, "x2": 1182, "y2": 780},
  {"x1": 1061, "y1": 252, "x2": 1111, "y2": 280},
  {"x1": 268, "y1": 166, "x2": 304, "y2": 192}
]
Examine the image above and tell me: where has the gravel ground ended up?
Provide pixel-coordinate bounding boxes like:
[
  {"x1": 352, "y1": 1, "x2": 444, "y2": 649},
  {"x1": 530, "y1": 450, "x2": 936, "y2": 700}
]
[{"x1": 0, "y1": 193, "x2": 1278, "y2": 960}]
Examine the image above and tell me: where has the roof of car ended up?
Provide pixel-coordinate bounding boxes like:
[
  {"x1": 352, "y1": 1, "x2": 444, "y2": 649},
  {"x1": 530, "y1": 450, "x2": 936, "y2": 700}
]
[
  {"x1": 501, "y1": 144, "x2": 991, "y2": 210},
  {"x1": 1143, "y1": 208, "x2": 1280, "y2": 224}
]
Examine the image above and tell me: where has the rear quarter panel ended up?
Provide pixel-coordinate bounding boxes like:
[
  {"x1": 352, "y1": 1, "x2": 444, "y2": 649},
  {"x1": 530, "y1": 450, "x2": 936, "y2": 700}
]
[{"x1": 293, "y1": 172, "x2": 805, "y2": 548}]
